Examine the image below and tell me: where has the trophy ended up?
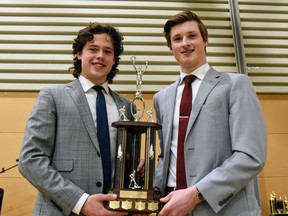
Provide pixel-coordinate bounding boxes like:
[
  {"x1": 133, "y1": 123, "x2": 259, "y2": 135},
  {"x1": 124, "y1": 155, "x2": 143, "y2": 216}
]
[
  {"x1": 106, "y1": 56, "x2": 162, "y2": 214},
  {"x1": 269, "y1": 191, "x2": 288, "y2": 215}
]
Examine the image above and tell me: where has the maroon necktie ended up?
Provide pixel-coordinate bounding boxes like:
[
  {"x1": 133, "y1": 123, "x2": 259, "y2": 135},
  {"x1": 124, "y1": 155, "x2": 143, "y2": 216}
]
[{"x1": 176, "y1": 75, "x2": 196, "y2": 189}]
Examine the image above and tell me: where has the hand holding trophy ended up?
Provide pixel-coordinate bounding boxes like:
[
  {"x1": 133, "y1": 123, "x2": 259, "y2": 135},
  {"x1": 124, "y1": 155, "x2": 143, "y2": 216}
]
[{"x1": 106, "y1": 56, "x2": 161, "y2": 214}]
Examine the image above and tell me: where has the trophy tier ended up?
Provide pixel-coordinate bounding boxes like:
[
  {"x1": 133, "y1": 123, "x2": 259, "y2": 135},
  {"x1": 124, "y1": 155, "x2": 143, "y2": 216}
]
[
  {"x1": 112, "y1": 121, "x2": 161, "y2": 131},
  {"x1": 106, "y1": 188, "x2": 161, "y2": 213},
  {"x1": 106, "y1": 120, "x2": 162, "y2": 213}
]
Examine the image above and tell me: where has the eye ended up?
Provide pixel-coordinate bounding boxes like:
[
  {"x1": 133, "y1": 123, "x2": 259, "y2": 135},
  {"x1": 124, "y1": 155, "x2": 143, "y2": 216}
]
[
  {"x1": 104, "y1": 49, "x2": 113, "y2": 54},
  {"x1": 188, "y1": 34, "x2": 196, "y2": 38},
  {"x1": 173, "y1": 37, "x2": 182, "y2": 42},
  {"x1": 88, "y1": 48, "x2": 97, "y2": 52}
]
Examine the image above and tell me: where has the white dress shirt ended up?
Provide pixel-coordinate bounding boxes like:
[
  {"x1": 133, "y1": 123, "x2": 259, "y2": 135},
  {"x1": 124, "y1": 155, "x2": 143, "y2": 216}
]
[{"x1": 167, "y1": 63, "x2": 210, "y2": 187}]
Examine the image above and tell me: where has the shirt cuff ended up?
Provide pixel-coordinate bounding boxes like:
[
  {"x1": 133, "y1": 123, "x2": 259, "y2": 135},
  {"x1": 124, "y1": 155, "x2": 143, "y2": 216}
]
[{"x1": 72, "y1": 193, "x2": 89, "y2": 215}]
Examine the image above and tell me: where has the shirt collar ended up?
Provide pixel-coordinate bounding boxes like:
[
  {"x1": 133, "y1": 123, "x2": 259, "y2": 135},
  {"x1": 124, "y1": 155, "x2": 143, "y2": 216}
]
[
  {"x1": 179, "y1": 63, "x2": 210, "y2": 84},
  {"x1": 79, "y1": 75, "x2": 109, "y2": 94}
]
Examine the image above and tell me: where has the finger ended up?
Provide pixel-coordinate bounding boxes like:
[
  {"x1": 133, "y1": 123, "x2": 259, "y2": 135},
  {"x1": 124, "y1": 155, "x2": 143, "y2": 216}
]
[
  {"x1": 137, "y1": 159, "x2": 145, "y2": 172},
  {"x1": 98, "y1": 193, "x2": 117, "y2": 202},
  {"x1": 114, "y1": 211, "x2": 128, "y2": 216},
  {"x1": 160, "y1": 194, "x2": 170, "y2": 203}
]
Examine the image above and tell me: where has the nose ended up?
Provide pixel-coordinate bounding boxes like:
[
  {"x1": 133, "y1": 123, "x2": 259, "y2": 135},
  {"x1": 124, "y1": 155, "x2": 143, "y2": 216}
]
[
  {"x1": 96, "y1": 50, "x2": 104, "y2": 59},
  {"x1": 181, "y1": 37, "x2": 189, "y2": 46}
]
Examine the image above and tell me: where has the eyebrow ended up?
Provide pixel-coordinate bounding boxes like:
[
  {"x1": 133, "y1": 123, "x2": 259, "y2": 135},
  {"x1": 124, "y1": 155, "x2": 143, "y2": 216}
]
[
  {"x1": 87, "y1": 44, "x2": 113, "y2": 50},
  {"x1": 172, "y1": 30, "x2": 198, "y2": 37}
]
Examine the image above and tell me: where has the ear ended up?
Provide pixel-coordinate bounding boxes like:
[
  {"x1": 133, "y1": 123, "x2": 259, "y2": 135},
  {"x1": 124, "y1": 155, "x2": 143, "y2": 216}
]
[
  {"x1": 76, "y1": 52, "x2": 82, "y2": 60},
  {"x1": 204, "y1": 40, "x2": 208, "y2": 46}
]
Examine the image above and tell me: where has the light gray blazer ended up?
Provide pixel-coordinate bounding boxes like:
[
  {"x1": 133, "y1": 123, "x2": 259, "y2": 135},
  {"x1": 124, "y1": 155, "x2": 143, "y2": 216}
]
[
  {"x1": 18, "y1": 79, "x2": 134, "y2": 216},
  {"x1": 154, "y1": 68, "x2": 267, "y2": 216}
]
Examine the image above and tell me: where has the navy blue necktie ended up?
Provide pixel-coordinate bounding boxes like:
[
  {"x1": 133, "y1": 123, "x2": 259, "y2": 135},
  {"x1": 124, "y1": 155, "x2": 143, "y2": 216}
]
[{"x1": 93, "y1": 86, "x2": 111, "y2": 193}]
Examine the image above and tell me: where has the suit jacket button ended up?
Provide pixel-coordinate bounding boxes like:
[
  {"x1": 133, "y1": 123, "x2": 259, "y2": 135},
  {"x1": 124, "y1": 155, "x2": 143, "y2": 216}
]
[{"x1": 96, "y1": 182, "x2": 102, "y2": 187}]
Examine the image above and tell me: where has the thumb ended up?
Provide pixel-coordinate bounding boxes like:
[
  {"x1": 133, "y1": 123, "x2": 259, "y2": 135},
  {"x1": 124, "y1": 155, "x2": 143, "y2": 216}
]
[
  {"x1": 98, "y1": 193, "x2": 118, "y2": 202},
  {"x1": 104, "y1": 193, "x2": 118, "y2": 201}
]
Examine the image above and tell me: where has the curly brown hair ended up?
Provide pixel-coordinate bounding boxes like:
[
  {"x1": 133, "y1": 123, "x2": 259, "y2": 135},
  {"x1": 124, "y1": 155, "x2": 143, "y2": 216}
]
[{"x1": 68, "y1": 22, "x2": 124, "y2": 84}]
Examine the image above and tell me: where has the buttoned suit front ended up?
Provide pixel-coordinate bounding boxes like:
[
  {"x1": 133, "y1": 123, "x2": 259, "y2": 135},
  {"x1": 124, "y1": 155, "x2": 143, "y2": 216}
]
[
  {"x1": 18, "y1": 79, "x2": 134, "y2": 216},
  {"x1": 154, "y1": 67, "x2": 267, "y2": 216}
]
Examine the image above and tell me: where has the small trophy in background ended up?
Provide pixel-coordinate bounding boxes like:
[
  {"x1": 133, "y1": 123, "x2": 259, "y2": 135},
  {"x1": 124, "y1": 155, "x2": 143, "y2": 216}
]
[
  {"x1": 106, "y1": 56, "x2": 161, "y2": 214},
  {"x1": 269, "y1": 191, "x2": 288, "y2": 215}
]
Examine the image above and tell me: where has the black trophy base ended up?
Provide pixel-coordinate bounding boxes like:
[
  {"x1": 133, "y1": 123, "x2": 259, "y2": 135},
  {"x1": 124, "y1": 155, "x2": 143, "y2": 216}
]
[
  {"x1": 106, "y1": 188, "x2": 161, "y2": 214},
  {"x1": 270, "y1": 214, "x2": 288, "y2": 216}
]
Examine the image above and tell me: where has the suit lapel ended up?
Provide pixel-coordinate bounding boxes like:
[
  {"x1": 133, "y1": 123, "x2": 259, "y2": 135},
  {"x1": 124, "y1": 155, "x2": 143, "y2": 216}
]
[
  {"x1": 110, "y1": 89, "x2": 125, "y2": 111},
  {"x1": 165, "y1": 80, "x2": 179, "y2": 121},
  {"x1": 186, "y1": 68, "x2": 220, "y2": 134},
  {"x1": 163, "y1": 79, "x2": 180, "y2": 147},
  {"x1": 109, "y1": 89, "x2": 133, "y2": 120},
  {"x1": 66, "y1": 79, "x2": 100, "y2": 152}
]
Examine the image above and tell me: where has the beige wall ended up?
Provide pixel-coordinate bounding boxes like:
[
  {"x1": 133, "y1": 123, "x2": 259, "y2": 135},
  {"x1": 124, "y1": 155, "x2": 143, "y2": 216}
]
[
  {"x1": 258, "y1": 95, "x2": 288, "y2": 215},
  {"x1": 0, "y1": 92, "x2": 287, "y2": 215}
]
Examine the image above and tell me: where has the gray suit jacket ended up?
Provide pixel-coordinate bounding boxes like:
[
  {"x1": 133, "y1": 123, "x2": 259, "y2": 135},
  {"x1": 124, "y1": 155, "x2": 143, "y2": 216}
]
[
  {"x1": 153, "y1": 68, "x2": 267, "y2": 216},
  {"x1": 18, "y1": 79, "x2": 134, "y2": 216}
]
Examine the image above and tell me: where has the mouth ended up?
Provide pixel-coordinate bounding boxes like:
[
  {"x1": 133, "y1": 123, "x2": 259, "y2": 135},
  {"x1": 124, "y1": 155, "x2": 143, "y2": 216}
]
[
  {"x1": 92, "y1": 62, "x2": 105, "y2": 68},
  {"x1": 181, "y1": 49, "x2": 195, "y2": 55}
]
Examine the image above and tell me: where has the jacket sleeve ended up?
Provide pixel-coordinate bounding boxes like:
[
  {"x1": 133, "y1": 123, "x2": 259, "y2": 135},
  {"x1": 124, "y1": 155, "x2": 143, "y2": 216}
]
[
  {"x1": 18, "y1": 87, "x2": 84, "y2": 216},
  {"x1": 195, "y1": 74, "x2": 267, "y2": 213}
]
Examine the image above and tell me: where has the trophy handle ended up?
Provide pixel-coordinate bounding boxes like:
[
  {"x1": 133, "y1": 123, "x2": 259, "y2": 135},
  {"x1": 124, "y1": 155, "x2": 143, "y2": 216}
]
[{"x1": 131, "y1": 96, "x2": 146, "y2": 121}]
